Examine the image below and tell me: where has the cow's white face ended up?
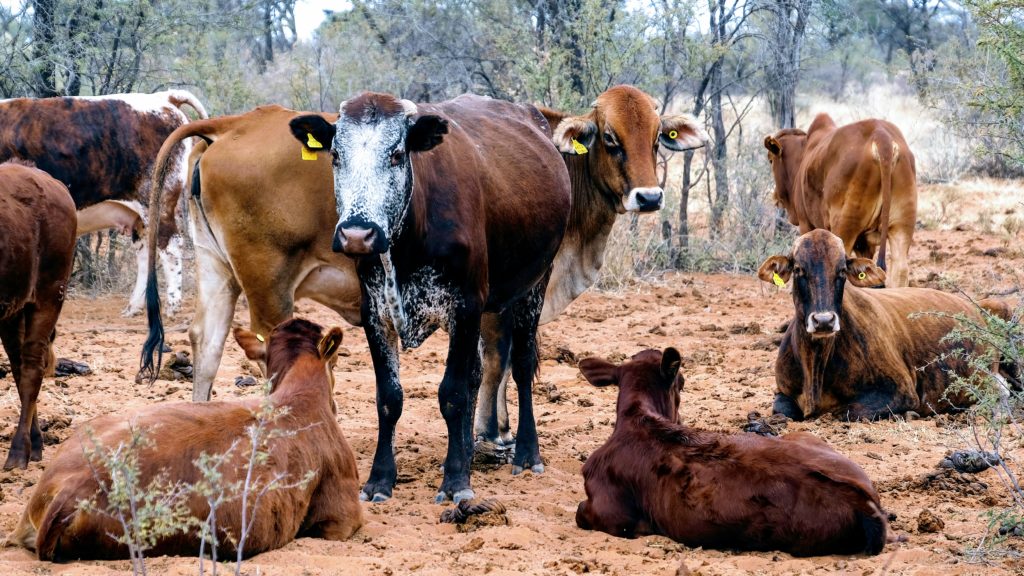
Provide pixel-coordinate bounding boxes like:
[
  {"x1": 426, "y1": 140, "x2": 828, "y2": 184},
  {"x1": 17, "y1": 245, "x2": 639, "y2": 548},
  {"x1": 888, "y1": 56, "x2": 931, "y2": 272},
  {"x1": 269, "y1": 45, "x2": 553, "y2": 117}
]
[{"x1": 289, "y1": 94, "x2": 448, "y2": 256}]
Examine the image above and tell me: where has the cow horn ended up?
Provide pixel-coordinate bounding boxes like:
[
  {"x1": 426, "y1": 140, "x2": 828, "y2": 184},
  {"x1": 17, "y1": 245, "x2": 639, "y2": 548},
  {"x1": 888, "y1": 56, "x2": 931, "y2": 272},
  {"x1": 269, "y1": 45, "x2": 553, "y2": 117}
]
[{"x1": 400, "y1": 99, "x2": 418, "y2": 117}]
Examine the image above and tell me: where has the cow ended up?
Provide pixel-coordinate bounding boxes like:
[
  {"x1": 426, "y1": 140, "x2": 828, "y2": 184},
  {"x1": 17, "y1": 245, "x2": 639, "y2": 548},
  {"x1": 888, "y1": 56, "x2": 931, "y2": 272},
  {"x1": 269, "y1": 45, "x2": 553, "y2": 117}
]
[
  {"x1": 576, "y1": 348, "x2": 891, "y2": 557},
  {"x1": 0, "y1": 90, "x2": 208, "y2": 315},
  {"x1": 280, "y1": 92, "x2": 572, "y2": 503},
  {"x1": 474, "y1": 85, "x2": 708, "y2": 449},
  {"x1": 0, "y1": 160, "x2": 76, "y2": 470},
  {"x1": 758, "y1": 229, "x2": 1004, "y2": 421},
  {"x1": 764, "y1": 113, "x2": 916, "y2": 287},
  {"x1": 6, "y1": 318, "x2": 363, "y2": 561}
]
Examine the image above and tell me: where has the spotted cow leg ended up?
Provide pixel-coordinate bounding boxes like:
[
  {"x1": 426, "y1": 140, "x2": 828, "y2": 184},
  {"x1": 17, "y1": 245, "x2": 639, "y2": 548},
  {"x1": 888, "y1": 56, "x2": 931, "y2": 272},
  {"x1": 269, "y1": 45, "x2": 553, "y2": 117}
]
[
  {"x1": 361, "y1": 293, "x2": 403, "y2": 503},
  {"x1": 509, "y1": 283, "x2": 545, "y2": 475},
  {"x1": 437, "y1": 303, "x2": 483, "y2": 504},
  {"x1": 159, "y1": 234, "x2": 185, "y2": 316},
  {"x1": 474, "y1": 314, "x2": 514, "y2": 447}
]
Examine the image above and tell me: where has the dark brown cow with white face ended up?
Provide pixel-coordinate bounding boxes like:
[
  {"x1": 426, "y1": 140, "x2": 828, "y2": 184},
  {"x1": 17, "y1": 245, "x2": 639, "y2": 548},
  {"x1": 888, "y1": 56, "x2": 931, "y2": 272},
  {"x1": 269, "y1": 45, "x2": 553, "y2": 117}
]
[
  {"x1": 286, "y1": 92, "x2": 570, "y2": 503},
  {"x1": 475, "y1": 85, "x2": 707, "y2": 447},
  {"x1": 759, "y1": 229, "x2": 997, "y2": 421},
  {"x1": 576, "y1": 348, "x2": 891, "y2": 556},
  {"x1": 0, "y1": 91, "x2": 207, "y2": 315},
  {"x1": 9, "y1": 318, "x2": 362, "y2": 560},
  {"x1": 764, "y1": 114, "x2": 917, "y2": 287},
  {"x1": 0, "y1": 161, "x2": 76, "y2": 470}
]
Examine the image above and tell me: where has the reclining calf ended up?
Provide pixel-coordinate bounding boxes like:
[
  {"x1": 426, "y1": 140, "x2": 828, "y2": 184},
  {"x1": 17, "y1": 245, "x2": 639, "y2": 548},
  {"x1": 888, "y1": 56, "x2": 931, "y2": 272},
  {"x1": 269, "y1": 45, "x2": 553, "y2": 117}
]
[
  {"x1": 576, "y1": 348, "x2": 891, "y2": 557},
  {"x1": 8, "y1": 318, "x2": 362, "y2": 561}
]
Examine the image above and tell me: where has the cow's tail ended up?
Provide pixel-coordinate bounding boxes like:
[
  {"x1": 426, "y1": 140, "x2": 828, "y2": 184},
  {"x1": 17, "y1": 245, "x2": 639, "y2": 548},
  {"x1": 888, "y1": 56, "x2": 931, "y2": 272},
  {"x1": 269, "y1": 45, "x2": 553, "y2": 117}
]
[
  {"x1": 871, "y1": 134, "x2": 899, "y2": 272},
  {"x1": 165, "y1": 89, "x2": 209, "y2": 120},
  {"x1": 138, "y1": 119, "x2": 222, "y2": 383}
]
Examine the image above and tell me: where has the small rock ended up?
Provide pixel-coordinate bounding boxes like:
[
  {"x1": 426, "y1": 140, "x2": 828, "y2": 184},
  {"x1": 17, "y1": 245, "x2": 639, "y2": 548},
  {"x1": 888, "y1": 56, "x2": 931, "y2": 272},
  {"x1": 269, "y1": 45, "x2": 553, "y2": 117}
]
[
  {"x1": 939, "y1": 450, "x2": 1000, "y2": 473},
  {"x1": 462, "y1": 537, "x2": 485, "y2": 552},
  {"x1": 54, "y1": 358, "x2": 92, "y2": 377},
  {"x1": 866, "y1": 452, "x2": 884, "y2": 461},
  {"x1": 743, "y1": 411, "x2": 789, "y2": 436},
  {"x1": 983, "y1": 247, "x2": 1007, "y2": 257},
  {"x1": 917, "y1": 509, "x2": 944, "y2": 533},
  {"x1": 234, "y1": 375, "x2": 259, "y2": 388}
]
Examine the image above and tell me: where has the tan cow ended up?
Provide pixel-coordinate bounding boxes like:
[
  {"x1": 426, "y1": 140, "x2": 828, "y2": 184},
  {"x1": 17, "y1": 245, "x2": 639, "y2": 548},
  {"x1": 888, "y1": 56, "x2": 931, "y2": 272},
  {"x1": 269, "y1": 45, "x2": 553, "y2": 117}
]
[{"x1": 764, "y1": 113, "x2": 916, "y2": 287}]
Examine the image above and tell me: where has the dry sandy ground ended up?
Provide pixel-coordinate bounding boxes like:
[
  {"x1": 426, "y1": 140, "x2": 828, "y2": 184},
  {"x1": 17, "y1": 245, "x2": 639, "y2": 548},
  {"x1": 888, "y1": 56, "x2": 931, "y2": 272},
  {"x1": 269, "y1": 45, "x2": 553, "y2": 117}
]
[{"x1": 0, "y1": 185, "x2": 1022, "y2": 575}]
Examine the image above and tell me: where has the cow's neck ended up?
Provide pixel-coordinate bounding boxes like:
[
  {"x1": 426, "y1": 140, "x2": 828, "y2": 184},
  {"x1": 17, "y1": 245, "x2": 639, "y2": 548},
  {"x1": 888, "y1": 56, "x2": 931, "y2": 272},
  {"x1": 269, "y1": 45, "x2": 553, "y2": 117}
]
[
  {"x1": 542, "y1": 154, "x2": 619, "y2": 323},
  {"x1": 793, "y1": 294, "x2": 866, "y2": 417}
]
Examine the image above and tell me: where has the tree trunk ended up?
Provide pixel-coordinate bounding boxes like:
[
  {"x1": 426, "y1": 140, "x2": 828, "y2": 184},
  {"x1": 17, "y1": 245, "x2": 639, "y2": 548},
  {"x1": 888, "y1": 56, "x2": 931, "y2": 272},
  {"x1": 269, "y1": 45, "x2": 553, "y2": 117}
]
[
  {"x1": 32, "y1": 0, "x2": 58, "y2": 97},
  {"x1": 259, "y1": 0, "x2": 274, "y2": 74},
  {"x1": 765, "y1": 0, "x2": 810, "y2": 129},
  {"x1": 707, "y1": 60, "x2": 729, "y2": 235}
]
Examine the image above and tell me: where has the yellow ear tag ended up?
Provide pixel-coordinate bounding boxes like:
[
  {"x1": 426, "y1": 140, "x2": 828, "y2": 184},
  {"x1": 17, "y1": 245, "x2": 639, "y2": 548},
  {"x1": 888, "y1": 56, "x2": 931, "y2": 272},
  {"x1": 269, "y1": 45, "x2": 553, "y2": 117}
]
[
  {"x1": 256, "y1": 334, "x2": 265, "y2": 343},
  {"x1": 571, "y1": 138, "x2": 588, "y2": 154},
  {"x1": 772, "y1": 272, "x2": 786, "y2": 287},
  {"x1": 301, "y1": 147, "x2": 318, "y2": 161},
  {"x1": 858, "y1": 272, "x2": 867, "y2": 280},
  {"x1": 668, "y1": 130, "x2": 678, "y2": 139},
  {"x1": 306, "y1": 133, "x2": 324, "y2": 149}
]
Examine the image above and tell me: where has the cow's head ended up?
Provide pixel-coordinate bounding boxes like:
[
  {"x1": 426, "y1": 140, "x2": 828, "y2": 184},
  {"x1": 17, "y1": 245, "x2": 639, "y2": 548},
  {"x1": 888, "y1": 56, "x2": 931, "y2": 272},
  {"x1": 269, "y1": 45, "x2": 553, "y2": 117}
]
[
  {"x1": 551, "y1": 85, "x2": 707, "y2": 214},
  {"x1": 758, "y1": 230, "x2": 886, "y2": 338},
  {"x1": 578, "y1": 348, "x2": 683, "y2": 423},
  {"x1": 234, "y1": 318, "x2": 345, "y2": 396},
  {"x1": 763, "y1": 128, "x2": 807, "y2": 212},
  {"x1": 290, "y1": 93, "x2": 448, "y2": 256}
]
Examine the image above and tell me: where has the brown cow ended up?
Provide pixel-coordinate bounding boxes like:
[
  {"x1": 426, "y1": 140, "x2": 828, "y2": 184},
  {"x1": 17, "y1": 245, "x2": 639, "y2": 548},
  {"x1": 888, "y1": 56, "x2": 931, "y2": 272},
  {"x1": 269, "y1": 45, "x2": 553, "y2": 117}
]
[
  {"x1": 758, "y1": 229, "x2": 1002, "y2": 421},
  {"x1": 576, "y1": 348, "x2": 890, "y2": 557},
  {"x1": 764, "y1": 113, "x2": 916, "y2": 287},
  {"x1": 0, "y1": 161, "x2": 76, "y2": 470},
  {"x1": 475, "y1": 85, "x2": 707, "y2": 447},
  {"x1": 7, "y1": 318, "x2": 362, "y2": 561},
  {"x1": 0, "y1": 90, "x2": 208, "y2": 315}
]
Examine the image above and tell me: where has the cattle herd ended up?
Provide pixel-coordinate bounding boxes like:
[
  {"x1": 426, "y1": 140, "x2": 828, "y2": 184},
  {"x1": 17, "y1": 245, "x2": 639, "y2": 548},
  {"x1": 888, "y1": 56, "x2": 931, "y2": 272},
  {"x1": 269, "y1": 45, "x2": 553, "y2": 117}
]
[{"x1": 0, "y1": 85, "x2": 1017, "y2": 564}]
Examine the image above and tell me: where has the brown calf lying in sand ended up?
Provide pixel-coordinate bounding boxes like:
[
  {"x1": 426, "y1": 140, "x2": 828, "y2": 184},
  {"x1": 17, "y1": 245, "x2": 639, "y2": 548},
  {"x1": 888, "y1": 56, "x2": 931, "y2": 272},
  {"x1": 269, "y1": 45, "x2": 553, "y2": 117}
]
[
  {"x1": 576, "y1": 348, "x2": 892, "y2": 557},
  {"x1": 7, "y1": 318, "x2": 362, "y2": 561}
]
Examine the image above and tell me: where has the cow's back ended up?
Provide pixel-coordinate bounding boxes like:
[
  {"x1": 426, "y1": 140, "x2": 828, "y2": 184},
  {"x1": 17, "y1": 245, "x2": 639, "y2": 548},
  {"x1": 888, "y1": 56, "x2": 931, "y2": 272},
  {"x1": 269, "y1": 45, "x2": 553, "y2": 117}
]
[
  {"x1": 415, "y1": 96, "x2": 571, "y2": 308},
  {"x1": 0, "y1": 97, "x2": 186, "y2": 208},
  {"x1": 0, "y1": 163, "x2": 76, "y2": 317}
]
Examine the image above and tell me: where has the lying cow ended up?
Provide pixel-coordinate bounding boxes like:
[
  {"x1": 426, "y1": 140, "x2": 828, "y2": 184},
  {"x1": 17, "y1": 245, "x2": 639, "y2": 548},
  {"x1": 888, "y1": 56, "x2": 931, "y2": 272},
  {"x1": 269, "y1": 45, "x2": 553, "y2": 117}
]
[
  {"x1": 0, "y1": 161, "x2": 77, "y2": 470},
  {"x1": 7, "y1": 318, "x2": 362, "y2": 560},
  {"x1": 0, "y1": 90, "x2": 208, "y2": 315},
  {"x1": 759, "y1": 229, "x2": 1000, "y2": 421},
  {"x1": 576, "y1": 348, "x2": 890, "y2": 556},
  {"x1": 764, "y1": 114, "x2": 916, "y2": 287}
]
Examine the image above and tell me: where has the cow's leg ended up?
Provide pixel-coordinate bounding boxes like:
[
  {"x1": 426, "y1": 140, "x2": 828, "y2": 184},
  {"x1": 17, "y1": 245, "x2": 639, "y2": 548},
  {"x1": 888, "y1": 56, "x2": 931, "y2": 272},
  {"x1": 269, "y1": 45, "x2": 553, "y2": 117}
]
[
  {"x1": 474, "y1": 314, "x2": 514, "y2": 446},
  {"x1": 189, "y1": 244, "x2": 240, "y2": 402},
  {"x1": 509, "y1": 284, "x2": 545, "y2": 475},
  {"x1": 3, "y1": 304, "x2": 58, "y2": 470},
  {"x1": 124, "y1": 236, "x2": 149, "y2": 317},
  {"x1": 842, "y1": 386, "x2": 915, "y2": 422},
  {"x1": 159, "y1": 234, "x2": 185, "y2": 316},
  {"x1": 437, "y1": 303, "x2": 484, "y2": 504},
  {"x1": 361, "y1": 303, "x2": 402, "y2": 502},
  {"x1": 772, "y1": 392, "x2": 804, "y2": 421},
  {"x1": 885, "y1": 225, "x2": 913, "y2": 288}
]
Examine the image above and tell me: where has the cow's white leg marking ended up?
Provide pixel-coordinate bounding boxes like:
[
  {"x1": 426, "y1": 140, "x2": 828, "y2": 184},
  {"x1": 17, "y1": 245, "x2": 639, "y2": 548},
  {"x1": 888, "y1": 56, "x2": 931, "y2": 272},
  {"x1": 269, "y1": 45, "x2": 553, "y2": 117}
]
[
  {"x1": 160, "y1": 234, "x2": 185, "y2": 316},
  {"x1": 124, "y1": 238, "x2": 148, "y2": 317}
]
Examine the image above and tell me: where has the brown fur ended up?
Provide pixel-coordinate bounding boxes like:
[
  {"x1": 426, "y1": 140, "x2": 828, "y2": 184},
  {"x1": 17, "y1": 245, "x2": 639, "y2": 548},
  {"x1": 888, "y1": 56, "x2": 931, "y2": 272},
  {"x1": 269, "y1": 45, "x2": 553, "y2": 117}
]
[
  {"x1": 0, "y1": 163, "x2": 76, "y2": 470},
  {"x1": 10, "y1": 318, "x2": 362, "y2": 561},
  {"x1": 576, "y1": 348, "x2": 889, "y2": 557},
  {"x1": 759, "y1": 229, "x2": 1001, "y2": 421},
  {"x1": 765, "y1": 113, "x2": 917, "y2": 287}
]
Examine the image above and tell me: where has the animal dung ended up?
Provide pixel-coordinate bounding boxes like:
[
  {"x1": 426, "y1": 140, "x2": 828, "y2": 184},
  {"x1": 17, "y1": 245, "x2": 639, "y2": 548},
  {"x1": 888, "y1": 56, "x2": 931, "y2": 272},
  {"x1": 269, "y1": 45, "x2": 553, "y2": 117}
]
[{"x1": 439, "y1": 499, "x2": 510, "y2": 532}]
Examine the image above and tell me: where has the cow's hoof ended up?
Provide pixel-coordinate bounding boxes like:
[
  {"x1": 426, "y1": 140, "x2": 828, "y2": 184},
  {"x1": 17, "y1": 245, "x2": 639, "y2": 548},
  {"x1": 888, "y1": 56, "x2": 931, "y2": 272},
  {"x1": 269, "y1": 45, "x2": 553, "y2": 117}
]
[
  {"x1": 435, "y1": 488, "x2": 475, "y2": 504},
  {"x1": 3, "y1": 454, "x2": 27, "y2": 471},
  {"x1": 359, "y1": 491, "x2": 391, "y2": 503},
  {"x1": 121, "y1": 307, "x2": 141, "y2": 318},
  {"x1": 511, "y1": 463, "x2": 545, "y2": 475}
]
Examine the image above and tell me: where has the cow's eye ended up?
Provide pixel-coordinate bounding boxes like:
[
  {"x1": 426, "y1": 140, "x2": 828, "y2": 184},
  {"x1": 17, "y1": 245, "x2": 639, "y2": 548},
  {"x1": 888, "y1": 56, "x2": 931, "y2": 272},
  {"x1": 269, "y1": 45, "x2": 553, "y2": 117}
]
[
  {"x1": 390, "y1": 150, "x2": 406, "y2": 167},
  {"x1": 603, "y1": 132, "x2": 618, "y2": 149},
  {"x1": 792, "y1": 266, "x2": 803, "y2": 278}
]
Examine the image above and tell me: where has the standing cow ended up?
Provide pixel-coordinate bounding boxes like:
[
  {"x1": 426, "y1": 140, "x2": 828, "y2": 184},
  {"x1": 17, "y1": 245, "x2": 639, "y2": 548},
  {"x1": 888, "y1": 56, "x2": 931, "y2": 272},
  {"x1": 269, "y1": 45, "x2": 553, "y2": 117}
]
[
  {"x1": 764, "y1": 113, "x2": 916, "y2": 287},
  {"x1": 0, "y1": 90, "x2": 207, "y2": 315},
  {"x1": 0, "y1": 161, "x2": 76, "y2": 470},
  {"x1": 286, "y1": 93, "x2": 571, "y2": 503}
]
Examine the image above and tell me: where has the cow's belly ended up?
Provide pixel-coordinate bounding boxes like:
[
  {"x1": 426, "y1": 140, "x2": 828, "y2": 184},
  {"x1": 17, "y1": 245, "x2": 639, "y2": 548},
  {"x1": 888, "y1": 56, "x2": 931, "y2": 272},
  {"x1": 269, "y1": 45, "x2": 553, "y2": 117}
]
[{"x1": 295, "y1": 263, "x2": 362, "y2": 326}]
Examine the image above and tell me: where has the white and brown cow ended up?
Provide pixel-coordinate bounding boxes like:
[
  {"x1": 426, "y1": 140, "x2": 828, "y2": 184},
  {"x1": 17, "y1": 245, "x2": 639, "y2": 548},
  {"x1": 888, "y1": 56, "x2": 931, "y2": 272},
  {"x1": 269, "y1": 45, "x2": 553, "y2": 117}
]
[{"x1": 0, "y1": 90, "x2": 208, "y2": 315}]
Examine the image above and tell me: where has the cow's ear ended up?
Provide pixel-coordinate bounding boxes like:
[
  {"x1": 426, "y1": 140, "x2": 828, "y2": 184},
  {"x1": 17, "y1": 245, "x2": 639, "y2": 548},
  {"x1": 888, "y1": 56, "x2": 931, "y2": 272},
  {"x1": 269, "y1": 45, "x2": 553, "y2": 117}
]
[
  {"x1": 847, "y1": 257, "x2": 886, "y2": 287},
  {"x1": 289, "y1": 115, "x2": 336, "y2": 150},
  {"x1": 552, "y1": 116, "x2": 597, "y2": 155},
  {"x1": 407, "y1": 114, "x2": 448, "y2": 152},
  {"x1": 233, "y1": 328, "x2": 267, "y2": 363},
  {"x1": 659, "y1": 115, "x2": 707, "y2": 151},
  {"x1": 758, "y1": 255, "x2": 793, "y2": 285},
  {"x1": 660, "y1": 348, "x2": 682, "y2": 382},
  {"x1": 578, "y1": 357, "x2": 619, "y2": 387},
  {"x1": 317, "y1": 327, "x2": 345, "y2": 362},
  {"x1": 764, "y1": 135, "x2": 782, "y2": 156}
]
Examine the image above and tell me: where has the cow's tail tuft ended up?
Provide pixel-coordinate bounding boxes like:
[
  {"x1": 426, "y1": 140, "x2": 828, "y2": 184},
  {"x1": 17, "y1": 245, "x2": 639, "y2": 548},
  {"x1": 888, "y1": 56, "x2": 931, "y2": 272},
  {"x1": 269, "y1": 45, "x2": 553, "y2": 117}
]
[{"x1": 871, "y1": 135, "x2": 899, "y2": 273}]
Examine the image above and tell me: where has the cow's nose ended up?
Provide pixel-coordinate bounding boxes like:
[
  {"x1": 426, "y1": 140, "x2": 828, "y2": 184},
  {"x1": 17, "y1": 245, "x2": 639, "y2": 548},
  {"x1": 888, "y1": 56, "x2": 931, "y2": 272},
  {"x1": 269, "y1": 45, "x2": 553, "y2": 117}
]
[
  {"x1": 810, "y1": 311, "x2": 838, "y2": 332},
  {"x1": 335, "y1": 226, "x2": 377, "y2": 255},
  {"x1": 634, "y1": 188, "x2": 664, "y2": 212}
]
